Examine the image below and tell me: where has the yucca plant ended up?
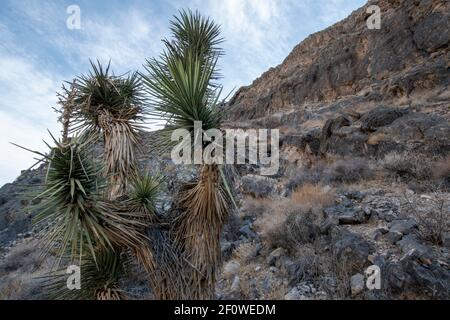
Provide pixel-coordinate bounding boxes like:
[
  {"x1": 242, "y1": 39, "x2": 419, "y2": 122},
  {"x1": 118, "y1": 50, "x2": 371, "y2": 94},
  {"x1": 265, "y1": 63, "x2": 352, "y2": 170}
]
[
  {"x1": 142, "y1": 10, "x2": 233, "y2": 299},
  {"x1": 15, "y1": 135, "x2": 150, "y2": 267},
  {"x1": 42, "y1": 247, "x2": 130, "y2": 300},
  {"x1": 71, "y1": 61, "x2": 147, "y2": 199},
  {"x1": 128, "y1": 173, "x2": 162, "y2": 221}
]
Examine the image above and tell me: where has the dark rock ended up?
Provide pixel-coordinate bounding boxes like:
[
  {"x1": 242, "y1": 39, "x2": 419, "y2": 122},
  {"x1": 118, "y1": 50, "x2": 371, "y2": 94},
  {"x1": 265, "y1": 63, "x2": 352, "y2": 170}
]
[
  {"x1": 238, "y1": 224, "x2": 257, "y2": 240},
  {"x1": 413, "y1": 12, "x2": 450, "y2": 52},
  {"x1": 350, "y1": 273, "x2": 365, "y2": 296},
  {"x1": 343, "y1": 191, "x2": 365, "y2": 201},
  {"x1": 221, "y1": 241, "x2": 234, "y2": 259},
  {"x1": 331, "y1": 228, "x2": 374, "y2": 273},
  {"x1": 319, "y1": 116, "x2": 352, "y2": 155},
  {"x1": 386, "y1": 231, "x2": 403, "y2": 244},
  {"x1": 360, "y1": 106, "x2": 407, "y2": 132},
  {"x1": 385, "y1": 249, "x2": 450, "y2": 299},
  {"x1": 381, "y1": 113, "x2": 450, "y2": 155},
  {"x1": 282, "y1": 128, "x2": 321, "y2": 155},
  {"x1": 324, "y1": 205, "x2": 366, "y2": 225},
  {"x1": 320, "y1": 215, "x2": 339, "y2": 235},
  {"x1": 396, "y1": 235, "x2": 431, "y2": 258},
  {"x1": 267, "y1": 248, "x2": 285, "y2": 267},
  {"x1": 389, "y1": 219, "x2": 418, "y2": 235}
]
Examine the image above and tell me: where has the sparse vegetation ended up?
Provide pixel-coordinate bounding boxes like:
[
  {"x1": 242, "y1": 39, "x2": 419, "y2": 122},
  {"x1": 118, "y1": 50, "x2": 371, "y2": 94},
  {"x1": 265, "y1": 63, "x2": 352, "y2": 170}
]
[
  {"x1": 404, "y1": 193, "x2": 449, "y2": 246},
  {"x1": 324, "y1": 157, "x2": 373, "y2": 184},
  {"x1": 256, "y1": 184, "x2": 334, "y2": 252},
  {"x1": 11, "y1": 9, "x2": 233, "y2": 300},
  {"x1": 287, "y1": 157, "x2": 373, "y2": 192}
]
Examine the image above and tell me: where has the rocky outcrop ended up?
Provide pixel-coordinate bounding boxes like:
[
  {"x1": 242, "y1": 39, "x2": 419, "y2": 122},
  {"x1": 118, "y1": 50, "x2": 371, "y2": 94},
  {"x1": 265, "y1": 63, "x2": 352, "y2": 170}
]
[{"x1": 227, "y1": 0, "x2": 449, "y2": 122}]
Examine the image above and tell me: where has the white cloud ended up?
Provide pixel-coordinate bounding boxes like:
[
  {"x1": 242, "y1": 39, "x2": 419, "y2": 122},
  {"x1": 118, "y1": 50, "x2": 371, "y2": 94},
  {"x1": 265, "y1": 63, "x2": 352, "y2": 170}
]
[
  {"x1": 74, "y1": 9, "x2": 166, "y2": 70},
  {"x1": 0, "y1": 111, "x2": 57, "y2": 185},
  {"x1": 0, "y1": 0, "x2": 367, "y2": 185},
  {"x1": 0, "y1": 49, "x2": 60, "y2": 185}
]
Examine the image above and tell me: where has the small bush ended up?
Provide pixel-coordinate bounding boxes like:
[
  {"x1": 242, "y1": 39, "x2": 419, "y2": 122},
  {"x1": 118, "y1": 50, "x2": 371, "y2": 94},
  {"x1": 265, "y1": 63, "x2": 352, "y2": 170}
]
[
  {"x1": 233, "y1": 242, "x2": 259, "y2": 264},
  {"x1": 381, "y1": 151, "x2": 433, "y2": 180},
  {"x1": 286, "y1": 166, "x2": 323, "y2": 191},
  {"x1": 256, "y1": 184, "x2": 334, "y2": 252},
  {"x1": 324, "y1": 157, "x2": 373, "y2": 184},
  {"x1": 406, "y1": 195, "x2": 449, "y2": 246},
  {"x1": 290, "y1": 184, "x2": 335, "y2": 208},
  {"x1": 266, "y1": 207, "x2": 322, "y2": 251}
]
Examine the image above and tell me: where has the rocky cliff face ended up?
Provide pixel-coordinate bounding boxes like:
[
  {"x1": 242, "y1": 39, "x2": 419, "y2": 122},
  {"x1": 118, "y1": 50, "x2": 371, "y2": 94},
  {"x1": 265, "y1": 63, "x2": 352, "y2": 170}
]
[
  {"x1": 216, "y1": 0, "x2": 450, "y2": 300},
  {"x1": 226, "y1": 0, "x2": 449, "y2": 159},
  {"x1": 228, "y1": 0, "x2": 449, "y2": 121}
]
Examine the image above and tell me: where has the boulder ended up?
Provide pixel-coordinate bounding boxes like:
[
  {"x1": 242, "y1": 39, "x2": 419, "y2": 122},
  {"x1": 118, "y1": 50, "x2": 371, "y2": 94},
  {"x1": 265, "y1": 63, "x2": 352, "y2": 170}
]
[
  {"x1": 331, "y1": 228, "x2": 374, "y2": 273},
  {"x1": 385, "y1": 249, "x2": 450, "y2": 299},
  {"x1": 360, "y1": 106, "x2": 407, "y2": 132},
  {"x1": 389, "y1": 219, "x2": 418, "y2": 235},
  {"x1": 324, "y1": 205, "x2": 366, "y2": 225}
]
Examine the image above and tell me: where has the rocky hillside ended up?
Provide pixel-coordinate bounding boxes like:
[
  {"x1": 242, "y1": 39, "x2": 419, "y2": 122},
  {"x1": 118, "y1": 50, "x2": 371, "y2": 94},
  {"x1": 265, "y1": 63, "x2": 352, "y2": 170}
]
[{"x1": 0, "y1": 0, "x2": 449, "y2": 299}]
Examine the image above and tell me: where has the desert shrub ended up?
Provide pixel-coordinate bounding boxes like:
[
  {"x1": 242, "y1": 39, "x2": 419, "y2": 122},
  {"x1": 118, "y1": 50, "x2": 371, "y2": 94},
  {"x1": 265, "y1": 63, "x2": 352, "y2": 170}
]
[
  {"x1": 237, "y1": 262, "x2": 289, "y2": 300},
  {"x1": 240, "y1": 197, "x2": 271, "y2": 218},
  {"x1": 233, "y1": 242, "x2": 260, "y2": 264},
  {"x1": 287, "y1": 246, "x2": 323, "y2": 284},
  {"x1": 324, "y1": 157, "x2": 373, "y2": 184},
  {"x1": 405, "y1": 195, "x2": 449, "y2": 246},
  {"x1": 265, "y1": 206, "x2": 323, "y2": 252},
  {"x1": 286, "y1": 166, "x2": 323, "y2": 191},
  {"x1": 381, "y1": 151, "x2": 433, "y2": 180},
  {"x1": 256, "y1": 184, "x2": 334, "y2": 252},
  {"x1": 0, "y1": 242, "x2": 43, "y2": 275},
  {"x1": 433, "y1": 156, "x2": 450, "y2": 189},
  {"x1": 240, "y1": 175, "x2": 276, "y2": 198},
  {"x1": 290, "y1": 184, "x2": 335, "y2": 208},
  {"x1": 0, "y1": 277, "x2": 23, "y2": 299}
]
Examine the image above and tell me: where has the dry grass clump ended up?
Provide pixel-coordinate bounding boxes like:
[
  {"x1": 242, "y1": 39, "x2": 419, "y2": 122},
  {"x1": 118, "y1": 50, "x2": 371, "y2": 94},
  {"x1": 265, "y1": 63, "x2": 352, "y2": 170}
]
[
  {"x1": 0, "y1": 239, "x2": 54, "y2": 299},
  {"x1": 0, "y1": 241, "x2": 44, "y2": 276},
  {"x1": 239, "y1": 197, "x2": 272, "y2": 219},
  {"x1": 255, "y1": 184, "x2": 335, "y2": 252},
  {"x1": 290, "y1": 184, "x2": 335, "y2": 208}
]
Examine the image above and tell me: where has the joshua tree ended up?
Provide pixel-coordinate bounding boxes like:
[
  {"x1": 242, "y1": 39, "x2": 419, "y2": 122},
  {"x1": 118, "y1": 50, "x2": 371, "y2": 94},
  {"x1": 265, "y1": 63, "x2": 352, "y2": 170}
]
[
  {"x1": 17, "y1": 9, "x2": 233, "y2": 301},
  {"x1": 15, "y1": 60, "x2": 160, "y2": 299},
  {"x1": 142, "y1": 9, "x2": 233, "y2": 299}
]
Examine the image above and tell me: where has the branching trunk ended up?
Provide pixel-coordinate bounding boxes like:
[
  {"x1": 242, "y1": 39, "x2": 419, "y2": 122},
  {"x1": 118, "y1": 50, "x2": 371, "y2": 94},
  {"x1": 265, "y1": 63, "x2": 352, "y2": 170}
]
[
  {"x1": 98, "y1": 109, "x2": 139, "y2": 199},
  {"x1": 172, "y1": 164, "x2": 231, "y2": 299}
]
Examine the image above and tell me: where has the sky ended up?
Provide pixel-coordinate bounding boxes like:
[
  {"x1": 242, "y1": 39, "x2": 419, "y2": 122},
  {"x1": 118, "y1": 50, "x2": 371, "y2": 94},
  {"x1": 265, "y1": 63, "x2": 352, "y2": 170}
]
[{"x1": 0, "y1": 0, "x2": 366, "y2": 185}]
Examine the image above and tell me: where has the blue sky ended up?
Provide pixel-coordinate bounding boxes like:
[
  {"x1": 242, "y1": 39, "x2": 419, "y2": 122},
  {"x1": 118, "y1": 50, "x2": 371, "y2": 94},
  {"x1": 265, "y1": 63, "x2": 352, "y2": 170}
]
[{"x1": 0, "y1": 0, "x2": 366, "y2": 185}]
